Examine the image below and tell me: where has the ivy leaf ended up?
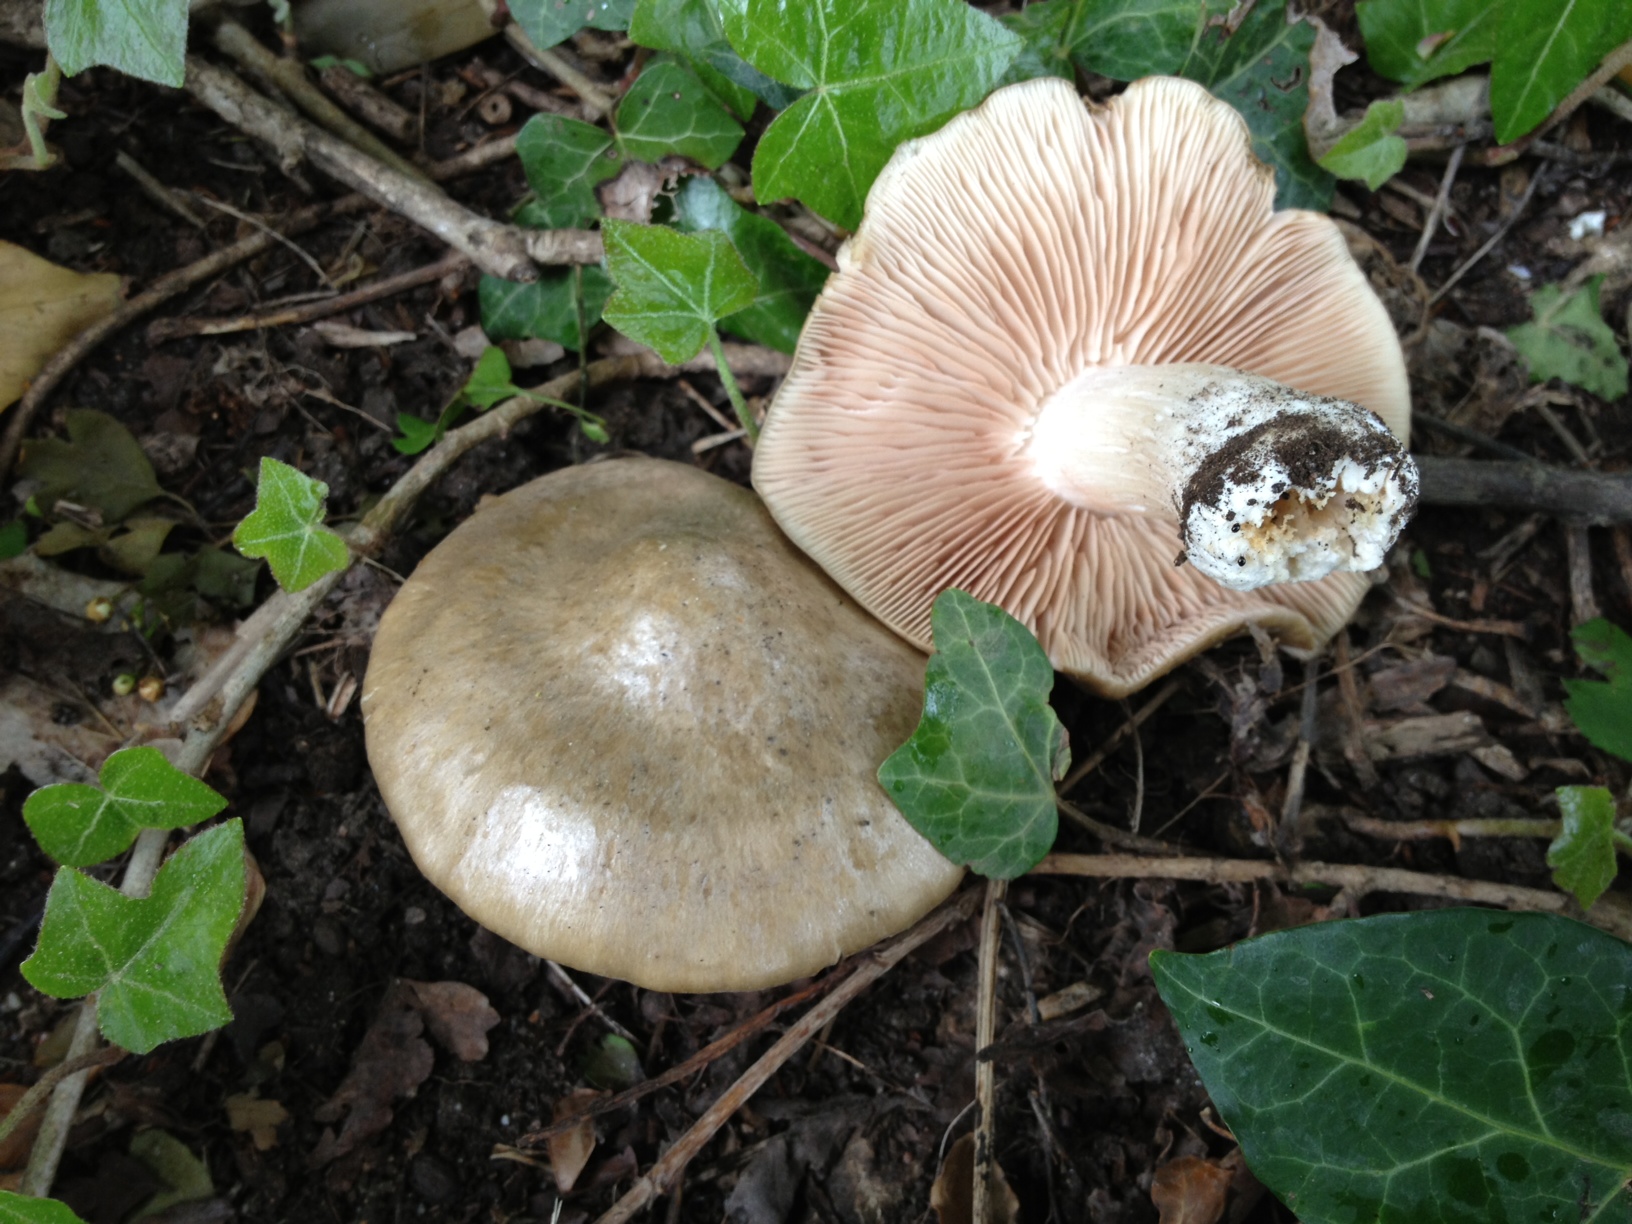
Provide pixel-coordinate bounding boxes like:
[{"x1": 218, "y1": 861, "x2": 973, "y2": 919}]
[
  {"x1": 1547, "y1": 786, "x2": 1619, "y2": 910},
  {"x1": 43, "y1": 0, "x2": 188, "y2": 86},
  {"x1": 514, "y1": 115, "x2": 622, "y2": 230},
  {"x1": 22, "y1": 820, "x2": 247, "y2": 1055},
  {"x1": 23, "y1": 746, "x2": 228, "y2": 869},
  {"x1": 1316, "y1": 99, "x2": 1408, "y2": 190},
  {"x1": 722, "y1": 0, "x2": 1022, "y2": 229},
  {"x1": 0, "y1": 1193, "x2": 89, "y2": 1224},
  {"x1": 480, "y1": 266, "x2": 615, "y2": 351},
  {"x1": 1175, "y1": 0, "x2": 1332, "y2": 210},
  {"x1": 600, "y1": 220, "x2": 758, "y2": 362},
  {"x1": 191, "y1": 546, "x2": 261, "y2": 609},
  {"x1": 1004, "y1": 0, "x2": 1207, "y2": 82},
  {"x1": 1491, "y1": 0, "x2": 1632, "y2": 145},
  {"x1": 232, "y1": 458, "x2": 350, "y2": 594},
  {"x1": 0, "y1": 520, "x2": 25, "y2": 559},
  {"x1": 615, "y1": 58, "x2": 743, "y2": 168},
  {"x1": 1355, "y1": 0, "x2": 1498, "y2": 90},
  {"x1": 628, "y1": 0, "x2": 794, "y2": 117},
  {"x1": 1507, "y1": 277, "x2": 1630, "y2": 402},
  {"x1": 462, "y1": 346, "x2": 520, "y2": 410},
  {"x1": 1564, "y1": 617, "x2": 1632, "y2": 763},
  {"x1": 1153, "y1": 910, "x2": 1632, "y2": 1224},
  {"x1": 510, "y1": 0, "x2": 637, "y2": 50},
  {"x1": 878, "y1": 589, "x2": 1069, "y2": 880},
  {"x1": 670, "y1": 176, "x2": 828, "y2": 353},
  {"x1": 19, "y1": 408, "x2": 163, "y2": 523},
  {"x1": 391, "y1": 413, "x2": 443, "y2": 457}
]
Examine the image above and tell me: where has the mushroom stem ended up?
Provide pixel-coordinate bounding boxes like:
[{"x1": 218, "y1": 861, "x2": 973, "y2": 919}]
[{"x1": 1027, "y1": 363, "x2": 1419, "y2": 591}]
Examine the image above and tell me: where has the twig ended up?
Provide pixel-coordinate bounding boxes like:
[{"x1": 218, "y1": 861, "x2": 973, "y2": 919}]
[
  {"x1": 1029, "y1": 855, "x2": 1632, "y2": 942},
  {"x1": 1415, "y1": 456, "x2": 1632, "y2": 523},
  {"x1": 183, "y1": 56, "x2": 600, "y2": 279},
  {"x1": 1427, "y1": 169, "x2": 1543, "y2": 305},
  {"x1": 211, "y1": 19, "x2": 428, "y2": 183},
  {"x1": 1409, "y1": 143, "x2": 1464, "y2": 274},
  {"x1": 503, "y1": 25, "x2": 616, "y2": 118},
  {"x1": 148, "y1": 252, "x2": 467, "y2": 341},
  {"x1": 0, "y1": 1046, "x2": 124, "y2": 1153},
  {"x1": 1566, "y1": 524, "x2": 1603, "y2": 626},
  {"x1": 1059, "y1": 678, "x2": 1182, "y2": 794},
  {"x1": 519, "y1": 975, "x2": 833, "y2": 1145},
  {"x1": 318, "y1": 62, "x2": 417, "y2": 143},
  {"x1": 188, "y1": 192, "x2": 338, "y2": 289},
  {"x1": 972, "y1": 878, "x2": 1007, "y2": 1224},
  {"x1": 1057, "y1": 798, "x2": 1186, "y2": 857},
  {"x1": 1412, "y1": 412, "x2": 1536, "y2": 463},
  {"x1": 114, "y1": 151, "x2": 206, "y2": 227},
  {"x1": 592, "y1": 889, "x2": 984, "y2": 1224},
  {"x1": 1336, "y1": 808, "x2": 1560, "y2": 848},
  {"x1": 1277, "y1": 657, "x2": 1319, "y2": 841},
  {"x1": 545, "y1": 960, "x2": 639, "y2": 1047}
]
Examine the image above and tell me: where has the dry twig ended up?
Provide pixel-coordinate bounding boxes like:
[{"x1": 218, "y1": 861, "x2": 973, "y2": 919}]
[{"x1": 972, "y1": 878, "x2": 1007, "y2": 1224}]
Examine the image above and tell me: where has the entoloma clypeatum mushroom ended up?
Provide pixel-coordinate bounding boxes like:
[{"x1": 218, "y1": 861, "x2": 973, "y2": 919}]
[
  {"x1": 753, "y1": 76, "x2": 1417, "y2": 699},
  {"x1": 361, "y1": 458, "x2": 963, "y2": 992}
]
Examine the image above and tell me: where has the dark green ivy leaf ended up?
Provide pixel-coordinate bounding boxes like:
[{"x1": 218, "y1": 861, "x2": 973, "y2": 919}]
[
  {"x1": 1316, "y1": 99, "x2": 1408, "y2": 190},
  {"x1": 1490, "y1": 0, "x2": 1632, "y2": 144},
  {"x1": 19, "y1": 408, "x2": 164, "y2": 523},
  {"x1": 1153, "y1": 910, "x2": 1632, "y2": 1224},
  {"x1": 670, "y1": 176, "x2": 828, "y2": 353},
  {"x1": 1355, "y1": 0, "x2": 1497, "y2": 91},
  {"x1": 23, "y1": 820, "x2": 247, "y2": 1054},
  {"x1": 514, "y1": 115, "x2": 622, "y2": 231},
  {"x1": 615, "y1": 58, "x2": 744, "y2": 169},
  {"x1": 510, "y1": 0, "x2": 637, "y2": 50},
  {"x1": 44, "y1": 0, "x2": 187, "y2": 85},
  {"x1": 1547, "y1": 786, "x2": 1619, "y2": 910},
  {"x1": 877, "y1": 589, "x2": 1069, "y2": 880},
  {"x1": 628, "y1": 0, "x2": 794, "y2": 117},
  {"x1": 480, "y1": 266, "x2": 616, "y2": 352},
  {"x1": 0, "y1": 1192, "x2": 89, "y2": 1224}
]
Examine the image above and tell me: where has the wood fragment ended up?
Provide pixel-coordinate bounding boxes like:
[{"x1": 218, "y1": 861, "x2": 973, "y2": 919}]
[
  {"x1": 319, "y1": 62, "x2": 417, "y2": 142},
  {"x1": 972, "y1": 878, "x2": 1007, "y2": 1224},
  {"x1": 1416, "y1": 456, "x2": 1632, "y2": 524}
]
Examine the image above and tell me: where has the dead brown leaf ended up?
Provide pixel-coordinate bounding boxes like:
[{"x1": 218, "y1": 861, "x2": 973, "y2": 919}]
[
  {"x1": 548, "y1": 1086, "x2": 603, "y2": 1193},
  {"x1": 0, "y1": 1082, "x2": 42, "y2": 1170},
  {"x1": 225, "y1": 1094, "x2": 289, "y2": 1151},
  {"x1": 1150, "y1": 1154, "x2": 1233, "y2": 1224},
  {"x1": 929, "y1": 1133, "x2": 1018, "y2": 1224},
  {"x1": 403, "y1": 979, "x2": 500, "y2": 1061}
]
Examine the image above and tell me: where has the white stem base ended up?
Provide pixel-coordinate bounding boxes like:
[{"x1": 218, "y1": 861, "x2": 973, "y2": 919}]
[{"x1": 1028, "y1": 364, "x2": 1418, "y2": 591}]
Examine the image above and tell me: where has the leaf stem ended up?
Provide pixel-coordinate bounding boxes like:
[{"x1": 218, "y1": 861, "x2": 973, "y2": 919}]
[
  {"x1": 1614, "y1": 830, "x2": 1632, "y2": 859},
  {"x1": 707, "y1": 328, "x2": 757, "y2": 445}
]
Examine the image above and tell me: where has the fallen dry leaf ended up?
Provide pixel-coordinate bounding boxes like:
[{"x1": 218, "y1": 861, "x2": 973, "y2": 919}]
[
  {"x1": 403, "y1": 979, "x2": 500, "y2": 1061},
  {"x1": 0, "y1": 240, "x2": 122, "y2": 412},
  {"x1": 1150, "y1": 1154, "x2": 1233, "y2": 1224},
  {"x1": 547, "y1": 1086, "x2": 603, "y2": 1193},
  {"x1": 0, "y1": 1082, "x2": 42, "y2": 1169},
  {"x1": 225, "y1": 1093, "x2": 289, "y2": 1151},
  {"x1": 309, "y1": 979, "x2": 497, "y2": 1166},
  {"x1": 929, "y1": 1133, "x2": 1018, "y2": 1224}
]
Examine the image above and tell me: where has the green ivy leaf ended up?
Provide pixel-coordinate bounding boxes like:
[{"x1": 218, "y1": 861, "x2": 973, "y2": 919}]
[
  {"x1": 629, "y1": 0, "x2": 791, "y2": 117},
  {"x1": 1507, "y1": 277, "x2": 1630, "y2": 402},
  {"x1": 191, "y1": 546, "x2": 261, "y2": 609},
  {"x1": 391, "y1": 413, "x2": 443, "y2": 456},
  {"x1": 722, "y1": 0, "x2": 1021, "y2": 229},
  {"x1": 1317, "y1": 99, "x2": 1408, "y2": 190},
  {"x1": 1355, "y1": 0, "x2": 1497, "y2": 90},
  {"x1": 1547, "y1": 786, "x2": 1619, "y2": 910},
  {"x1": 583, "y1": 1033, "x2": 645, "y2": 1088},
  {"x1": 23, "y1": 820, "x2": 247, "y2": 1055},
  {"x1": 878, "y1": 589, "x2": 1069, "y2": 880},
  {"x1": 1491, "y1": 0, "x2": 1632, "y2": 145},
  {"x1": 480, "y1": 266, "x2": 615, "y2": 351},
  {"x1": 0, "y1": 520, "x2": 25, "y2": 559},
  {"x1": 19, "y1": 409, "x2": 164, "y2": 523},
  {"x1": 232, "y1": 458, "x2": 350, "y2": 594},
  {"x1": 510, "y1": 0, "x2": 637, "y2": 49},
  {"x1": 0, "y1": 1193, "x2": 89, "y2": 1224},
  {"x1": 462, "y1": 345, "x2": 520, "y2": 410},
  {"x1": 514, "y1": 115, "x2": 622, "y2": 230},
  {"x1": 670, "y1": 177, "x2": 828, "y2": 353},
  {"x1": 1152, "y1": 910, "x2": 1632, "y2": 1224},
  {"x1": 615, "y1": 58, "x2": 744, "y2": 168},
  {"x1": 1003, "y1": 0, "x2": 1206, "y2": 82},
  {"x1": 601, "y1": 220, "x2": 758, "y2": 362},
  {"x1": 23, "y1": 746, "x2": 228, "y2": 869},
  {"x1": 43, "y1": 0, "x2": 188, "y2": 86},
  {"x1": 1176, "y1": 0, "x2": 1332, "y2": 210},
  {"x1": 1564, "y1": 618, "x2": 1632, "y2": 763}
]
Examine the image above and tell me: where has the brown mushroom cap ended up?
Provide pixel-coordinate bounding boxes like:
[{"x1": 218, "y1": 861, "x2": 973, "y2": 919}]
[
  {"x1": 361, "y1": 458, "x2": 963, "y2": 992},
  {"x1": 752, "y1": 76, "x2": 1411, "y2": 699}
]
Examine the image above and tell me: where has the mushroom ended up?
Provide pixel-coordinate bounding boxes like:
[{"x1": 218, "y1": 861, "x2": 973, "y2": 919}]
[
  {"x1": 361, "y1": 457, "x2": 963, "y2": 992},
  {"x1": 752, "y1": 76, "x2": 1417, "y2": 698}
]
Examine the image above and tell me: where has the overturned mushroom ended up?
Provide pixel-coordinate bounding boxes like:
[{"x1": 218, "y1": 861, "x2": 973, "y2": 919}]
[
  {"x1": 361, "y1": 458, "x2": 963, "y2": 992},
  {"x1": 753, "y1": 76, "x2": 1417, "y2": 698}
]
